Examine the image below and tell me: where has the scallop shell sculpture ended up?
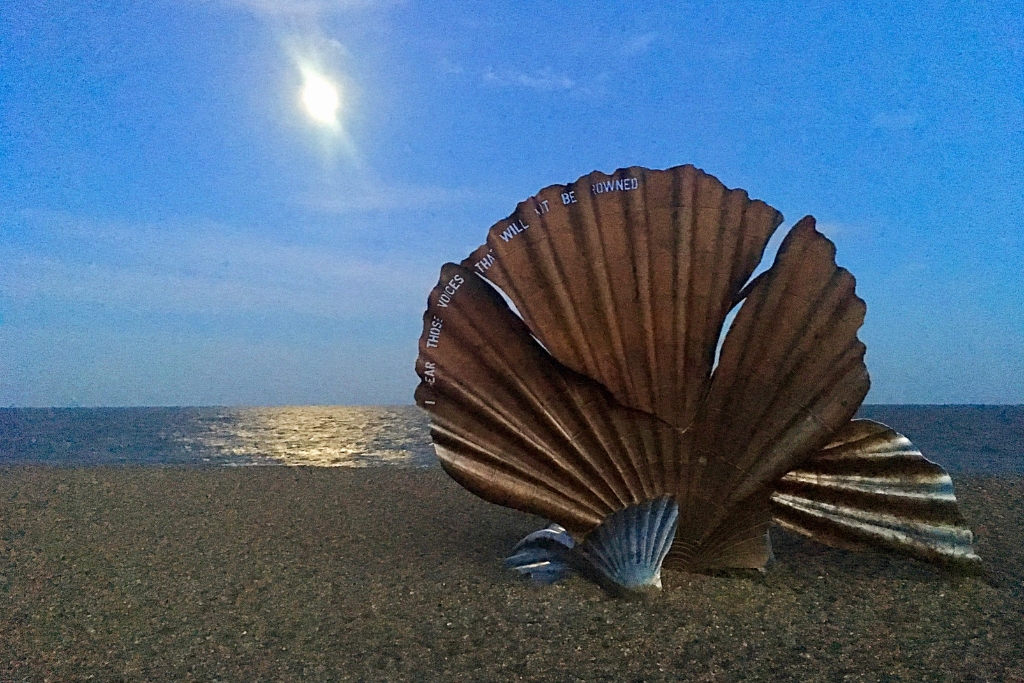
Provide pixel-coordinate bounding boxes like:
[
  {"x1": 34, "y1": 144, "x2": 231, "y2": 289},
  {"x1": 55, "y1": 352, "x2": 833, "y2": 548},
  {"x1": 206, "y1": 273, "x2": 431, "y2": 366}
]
[{"x1": 415, "y1": 165, "x2": 980, "y2": 596}]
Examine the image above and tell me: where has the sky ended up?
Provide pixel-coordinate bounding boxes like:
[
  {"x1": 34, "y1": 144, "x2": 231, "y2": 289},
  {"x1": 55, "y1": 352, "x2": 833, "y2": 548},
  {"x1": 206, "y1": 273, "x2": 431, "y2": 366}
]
[{"x1": 1, "y1": 0, "x2": 1022, "y2": 407}]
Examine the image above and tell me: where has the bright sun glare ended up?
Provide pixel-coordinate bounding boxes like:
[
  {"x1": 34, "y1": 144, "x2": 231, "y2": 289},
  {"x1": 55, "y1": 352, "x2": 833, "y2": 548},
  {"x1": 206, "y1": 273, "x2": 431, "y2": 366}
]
[{"x1": 301, "y1": 71, "x2": 340, "y2": 126}]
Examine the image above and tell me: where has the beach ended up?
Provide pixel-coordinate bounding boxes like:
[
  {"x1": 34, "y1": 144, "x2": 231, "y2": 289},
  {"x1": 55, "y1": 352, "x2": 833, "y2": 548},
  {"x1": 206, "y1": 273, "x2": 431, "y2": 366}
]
[{"x1": 1, "y1": 466, "x2": 1022, "y2": 682}]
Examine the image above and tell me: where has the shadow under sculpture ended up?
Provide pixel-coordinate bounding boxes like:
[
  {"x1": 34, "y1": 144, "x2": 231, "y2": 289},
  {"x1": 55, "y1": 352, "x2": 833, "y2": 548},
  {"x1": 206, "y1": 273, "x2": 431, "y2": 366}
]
[{"x1": 414, "y1": 164, "x2": 980, "y2": 597}]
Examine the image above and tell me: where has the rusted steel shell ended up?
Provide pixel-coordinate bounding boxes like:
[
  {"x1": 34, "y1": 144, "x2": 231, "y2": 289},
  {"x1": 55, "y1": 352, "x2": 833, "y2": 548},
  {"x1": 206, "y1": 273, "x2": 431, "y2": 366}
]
[
  {"x1": 415, "y1": 164, "x2": 980, "y2": 577},
  {"x1": 772, "y1": 419, "x2": 981, "y2": 568}
]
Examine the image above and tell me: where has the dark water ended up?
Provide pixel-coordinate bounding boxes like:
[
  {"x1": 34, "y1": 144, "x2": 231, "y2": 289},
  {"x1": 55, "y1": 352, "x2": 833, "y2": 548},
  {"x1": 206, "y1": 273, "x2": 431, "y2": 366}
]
[
  {"x1": 0, "y1": 405, "x2": 1021, "y2": 472},
  {"x1": 0, "y1": 406, "x2": 434, "y2": 468},
  {"x1": 856, "y1": 405, "x2": 1024, "y2": 474}
]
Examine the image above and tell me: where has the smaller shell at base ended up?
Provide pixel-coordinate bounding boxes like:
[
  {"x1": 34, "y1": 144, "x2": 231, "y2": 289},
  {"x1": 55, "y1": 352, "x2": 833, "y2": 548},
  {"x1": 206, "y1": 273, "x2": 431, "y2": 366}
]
[
  {"x1": 578, "y1": 496, "x2": 679, "y2": 594},
  {"x1": 506, "y1": 497, "x2": 679, "y2": 597},
  {"x1": 504, "y1": 524, "x2": 575, "y2": 584}
]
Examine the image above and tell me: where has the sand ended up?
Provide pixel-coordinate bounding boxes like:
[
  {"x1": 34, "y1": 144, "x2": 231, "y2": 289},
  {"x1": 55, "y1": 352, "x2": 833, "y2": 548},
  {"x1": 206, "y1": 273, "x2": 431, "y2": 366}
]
[{"x1": 1, "y1": 466, "x2": 1022, "y2": 682}]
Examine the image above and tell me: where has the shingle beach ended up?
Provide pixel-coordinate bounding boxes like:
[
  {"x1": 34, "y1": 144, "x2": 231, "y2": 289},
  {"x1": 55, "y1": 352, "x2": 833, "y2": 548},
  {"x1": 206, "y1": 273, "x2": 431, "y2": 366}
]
[{"x1": 2, "y1": 467, "x2": 1022, "y2": 682}]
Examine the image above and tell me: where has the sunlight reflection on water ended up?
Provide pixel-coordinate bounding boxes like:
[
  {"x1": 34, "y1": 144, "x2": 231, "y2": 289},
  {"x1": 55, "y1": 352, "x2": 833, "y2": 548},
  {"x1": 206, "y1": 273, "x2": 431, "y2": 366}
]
[
  {"x1": 0, "y1": 406, "x2": 436, "y2": 467},
  {"x1": 2, "y1": 406, "x2": 1021, "y2": 471},
  {"x1": 195, "y1": 406, "x2": 435, "y2": 467}
]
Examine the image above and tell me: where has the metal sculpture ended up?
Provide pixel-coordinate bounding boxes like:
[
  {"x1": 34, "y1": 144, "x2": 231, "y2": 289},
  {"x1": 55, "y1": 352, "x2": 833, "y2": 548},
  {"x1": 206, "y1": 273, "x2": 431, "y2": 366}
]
[{"x1": 415, "y1": 165, "x2": 979, "y2": 596}]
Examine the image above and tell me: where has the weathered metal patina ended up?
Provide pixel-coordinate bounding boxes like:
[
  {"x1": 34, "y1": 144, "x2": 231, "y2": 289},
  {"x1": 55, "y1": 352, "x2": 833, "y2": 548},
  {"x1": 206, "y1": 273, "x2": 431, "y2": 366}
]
[{"x1": 414, "y1": 165, "x2": 980, "y2": 596}]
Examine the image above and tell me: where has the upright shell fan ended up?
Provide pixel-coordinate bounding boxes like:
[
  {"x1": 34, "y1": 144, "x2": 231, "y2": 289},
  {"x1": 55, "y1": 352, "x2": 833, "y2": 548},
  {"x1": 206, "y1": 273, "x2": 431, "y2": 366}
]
[{"x1": 415, "y1": 165, "x2": 980, "y2": 596}]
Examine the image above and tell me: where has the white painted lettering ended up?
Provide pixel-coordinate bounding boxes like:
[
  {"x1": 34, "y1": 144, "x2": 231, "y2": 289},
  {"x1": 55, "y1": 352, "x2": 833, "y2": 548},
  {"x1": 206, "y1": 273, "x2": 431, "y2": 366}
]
[
  {"x1": 533, "y1": 199, "x2": 550, "y2": 215},
  {"x1": 561, "y1": 191, "x2": 577, "y2": 205},
  {"x1": 423, "y1": 360, "x2": 436, "y2": 385}
]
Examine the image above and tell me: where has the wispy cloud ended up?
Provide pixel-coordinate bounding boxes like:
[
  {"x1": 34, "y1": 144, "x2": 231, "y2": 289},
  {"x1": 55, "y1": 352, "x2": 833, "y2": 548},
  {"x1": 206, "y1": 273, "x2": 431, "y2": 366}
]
[
  {"x1": 620, "y1": 32, "x2": 659, "y2": 57},
  {"x1": 0, "y1": 211, "x2": 436, "y2": 319},
  {"x1": 297, "y1": 184, "x2": 500, "y2": 214},
  {"x1": 816, "y1": 221, "x2": 879, "y2": 245},
  {"x1": 482, "y1": 67, "x2": 579, "y2": 92},
  {"x1": 190, "y1": 0, "x2": 396, "y2": 19},
  {"x1": 437, "y1": 58, "x2": 465, "y2": 76},
  {"x1": 872, "y1": 110, "x2": 920, "y2": 131}
]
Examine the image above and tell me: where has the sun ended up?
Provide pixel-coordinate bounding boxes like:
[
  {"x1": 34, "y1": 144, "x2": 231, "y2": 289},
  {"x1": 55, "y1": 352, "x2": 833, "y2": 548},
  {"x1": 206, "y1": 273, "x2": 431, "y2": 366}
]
[{"x1": 301, "y1": 70, "x2": 341, "y2": 126}]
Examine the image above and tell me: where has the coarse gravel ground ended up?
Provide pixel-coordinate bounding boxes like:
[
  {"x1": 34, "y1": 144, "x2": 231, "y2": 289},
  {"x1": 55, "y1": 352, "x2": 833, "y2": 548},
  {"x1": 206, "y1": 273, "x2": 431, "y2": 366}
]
[{"x1": 1, "y1": 466, "x2": 1021, "y2": 682}]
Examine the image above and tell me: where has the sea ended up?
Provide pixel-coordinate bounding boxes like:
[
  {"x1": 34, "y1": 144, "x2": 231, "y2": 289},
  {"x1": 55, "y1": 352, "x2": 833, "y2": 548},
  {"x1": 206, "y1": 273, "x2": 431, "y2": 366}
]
[{"x1": 0, "y1": 405, "x2": 1022, "y2": 473}]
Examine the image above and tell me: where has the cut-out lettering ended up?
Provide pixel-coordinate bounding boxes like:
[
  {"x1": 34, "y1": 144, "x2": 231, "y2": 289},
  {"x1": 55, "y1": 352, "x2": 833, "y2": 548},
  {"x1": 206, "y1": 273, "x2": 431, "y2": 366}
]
[
  {"x1": 499, "y1": 219, "x2": 530, "y2": 243},
  {"x1": 590, "y1": 177, "x2": 639, "y2": 195},
  {"x1": 474, "y1": 250, "x2": 496, "y2": 274},
  {"x1": 425, "y1": 316, "x2": 443, "y2": 348},
  {"x1": 436, "y1": 274, "x2": 465, "y2": 308}
]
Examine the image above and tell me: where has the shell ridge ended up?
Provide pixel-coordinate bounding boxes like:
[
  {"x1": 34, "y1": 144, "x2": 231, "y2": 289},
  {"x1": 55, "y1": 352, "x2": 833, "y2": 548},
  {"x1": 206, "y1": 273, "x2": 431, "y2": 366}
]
[
  {"x1": 418, "y1": 165, "x2": 981, "y2": 585},
  {"x1": 722, "y1": 277, "x2": 865, "y2": 485},
  {"x1": 622, "y1": 169, "x2": 660, "y2": 422},
  {"x1": 636, "y1": 167, "x2": 663, "y2": 427},
  {"x1": 694, "y1": 511, "x2": 771, "y2": 559},
  {"x1": 481, "y1": 208, "x2": 601, "y2": 383},
  {"x1": 771, "y1": 494, "x2": 980, "y2": 565},
  {"x1": 645, "y1": 496, "x2": 669, "y2": 564},
  {"x1": 577, "y1": 497, "x2": 679, "y2": 591},
  {"x1": 770, "y1": 419, "x2": 980, "y2": 566},
  {"x1": 557, "y1": 180, "x2": 614, "y2": 388},
  {"x1": 722, "y1": 358, "x2": 868, "y2": 508},
  {"x1": 818, "y1": 419, "x2": 890, "y2": 451},
  {"x1": 746, "y1": 267, "x2": 860, "y2": 401},
  {"x1": 631, "y1": 502, "x2": 643, "y2": 568},
  {"x1": 781, "y1": 500, "x2": 971, "y2": 542},
  {"x1": 534, "y1": 383, "x2": 654, "y2": 508},
  {"x1": 561, "y1": 400, "x2": 634, "y2": 507},
  {"x1": 550, "y1": 192, "x2": 617, "y2": 390},
  {"x1": 675, "y1": 168, "x2": 702, "y2": 529},
  {"x1": 516, "y1": 204, "x2": 603, "y2": 376},
  {"x1": 680, "y1": 165, "x2": 713, "y2": 422},
  {"x1": 580, "y1": 174, "x2": 636, "y2": 408},
  {"x1": 435, "y1": 444, "x2": 605, "y2": 532},
  {"x1": 732, "y1": 335, "x2": 865, "y2": 477},
  {"x1": 434, "y1": 391, "x2": 628, "y2": 514},
  {"x1": 606, "y1": 172, "x2": 647, "y2": 410},
  {"x1": 562, "y1": 386, "x2": 648, "y2": 505},
  {"x1": 701, "y1": 221, "x2": 814, "y2": 448},
  {"x1": 431, "y1": 424, "x2": 615, "y2": 519},
  {"x1": 453, "y1": 264, "x2": 671, "y2": 509},
  {"x1": 427, "y1": 347, "x2": 598, "y2": 483},
  {"x1": 598, "y1": 379, "x2": 652, "y2": 500},
  {"x1": 773, "y1": 478, "x2": 965, "y2": 524},
  {"x1": 690, "y1": 222, "x2": 863, "y2": 504}
]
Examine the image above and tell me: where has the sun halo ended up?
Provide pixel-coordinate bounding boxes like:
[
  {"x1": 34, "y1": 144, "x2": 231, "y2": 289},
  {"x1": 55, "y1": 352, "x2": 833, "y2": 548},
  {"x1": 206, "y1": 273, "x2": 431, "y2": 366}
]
[{"x1": 301, "y1": 71, "x2": 341, "y2": 126}]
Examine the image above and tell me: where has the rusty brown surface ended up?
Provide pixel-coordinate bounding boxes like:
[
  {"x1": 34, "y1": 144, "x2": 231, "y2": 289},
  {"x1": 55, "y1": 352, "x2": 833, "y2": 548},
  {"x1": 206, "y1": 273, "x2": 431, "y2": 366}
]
[
  {"x1": 416, "y1": 164, "x2": 978, "y2": 572},
  {"x1": 772, "y1": 418, "x2": 981, "y2": 568},
  {"x1": 463, "y1": 165, "x2": 782, "y2": 433}
]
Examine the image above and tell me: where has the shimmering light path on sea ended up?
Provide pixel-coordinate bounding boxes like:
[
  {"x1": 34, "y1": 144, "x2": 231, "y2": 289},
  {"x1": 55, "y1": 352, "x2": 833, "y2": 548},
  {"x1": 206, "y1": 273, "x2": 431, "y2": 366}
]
[
  {"x1": 0, "y1": 406, "x2": 434, "y2": 467},
  {"x1": 0, "y1": 405, "x2": 1021, "y2": 472}
]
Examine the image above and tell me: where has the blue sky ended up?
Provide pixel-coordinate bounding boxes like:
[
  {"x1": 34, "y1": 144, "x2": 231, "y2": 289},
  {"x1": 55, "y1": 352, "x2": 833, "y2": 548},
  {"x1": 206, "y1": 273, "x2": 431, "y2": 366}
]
[{"x1": 1, "y1": 0, "x2": 1022, "y2": 406}]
